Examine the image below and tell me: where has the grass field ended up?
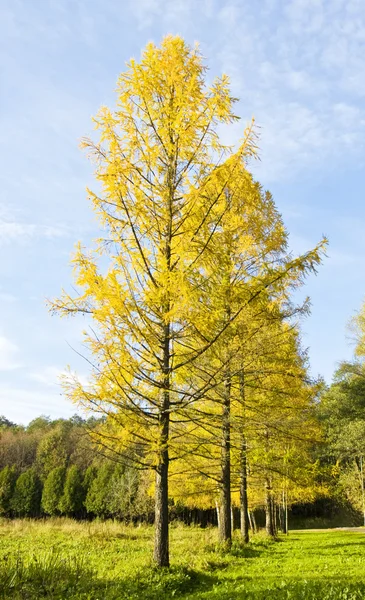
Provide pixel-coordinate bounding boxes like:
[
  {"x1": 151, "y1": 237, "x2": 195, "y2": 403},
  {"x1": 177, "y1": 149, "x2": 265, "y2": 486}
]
[{"x1": 1, "y1": 520, "x2": 365, "y2": 599}]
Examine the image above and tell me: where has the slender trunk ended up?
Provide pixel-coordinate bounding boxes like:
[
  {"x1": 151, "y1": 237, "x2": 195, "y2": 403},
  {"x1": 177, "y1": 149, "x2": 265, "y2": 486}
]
[
  {"x1": 219, "y1": 366, "x2": 232, "y2": 545},
  {"x1": 251, "y1": 510, "x2": 257, "y2": 534},
  {"x1": 239, "y1": 370, "x2": 249, "y2": 544},
  {"x1": 215, "y1": 500, "x2": 221, "y2": 530},
  {"x1": 278, "y1": 500, "x2": 283, "y2": 532},
  {"x1": 273, "y1": 497, "x2": 277, "y2": 535},
  {"x1": 154, "y1": 157, "x2": 173, "y2": 565},
  {"x1": 360, "y1": 456, "x2": 365, "y2": 527},
  {"x1": 285, "y1": 492, "x2": 288, "y2": 534},
  {"x1": 240, "y1": 434, "x2": 249, "y2": 543},
  {"x1": 265, "y1": 478, "x2": 275, "y2": 537},
  {"x1": 282, "y1": 489, "x2": 288, "y2": 534},
  {"x1": 154, "y1": 321, "x2": 170, "y2": 566},
  {"x1": 154, "y1": 437, "x2": 169, "y2": 566}
]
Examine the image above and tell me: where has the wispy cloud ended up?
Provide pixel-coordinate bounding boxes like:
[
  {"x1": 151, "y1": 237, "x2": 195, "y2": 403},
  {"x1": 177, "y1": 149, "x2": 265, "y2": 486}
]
[
  {"x1": 29, "y1": 366, "x2": 64, "y2": 387},
  {"x1": 0, "y1": 219, "x2": 68, "y2": 245},
  {"x1": 127, "y1": 0, "x2": 365, "y2": 182},
  {"x1": 29, "y1": 366, "x2": 90, "y2": 389}
]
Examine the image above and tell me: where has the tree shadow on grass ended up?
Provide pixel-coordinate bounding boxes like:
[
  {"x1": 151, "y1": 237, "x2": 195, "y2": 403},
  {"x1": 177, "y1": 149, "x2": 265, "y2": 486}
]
[
  {"x1": 188, "y1": 578, "x2": 365, "y2": 600},
  {"x1": 291, "y1": 538, "x2": 365, "y2": 556}
]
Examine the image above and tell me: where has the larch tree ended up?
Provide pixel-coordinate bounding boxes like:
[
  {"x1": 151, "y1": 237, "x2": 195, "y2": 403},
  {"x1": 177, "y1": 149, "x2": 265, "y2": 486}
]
[
  {"x1": 168, "y1": 164, "x2": 325, "y2": 545},
  {"x1": 49, "y1": 36, "x2": 261, "y2": 567}
]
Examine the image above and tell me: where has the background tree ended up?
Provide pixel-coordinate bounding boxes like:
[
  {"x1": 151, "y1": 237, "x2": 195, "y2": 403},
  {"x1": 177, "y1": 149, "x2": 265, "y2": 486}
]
[
  {"x1": 41, "y1": 466, "x2": 66, "y2": 516},
  {"x1": 36, "y1": 422, "x2": 71, "y2": 479},
  {"x1": 59, "y1": 465, "x2": 85, "y2": 517},
  {"x1": 11, "y1": 469, "x2": 42, "y2": 517},
  {"x1": 319, "y1": 365, "x2": 365, "y2": 525},
  {"x1": 0, "y1": 466, "x2": 17, "y2": 517},
  {"x1": 85, "y1": 462, "x2": 115, "y2": 518}
]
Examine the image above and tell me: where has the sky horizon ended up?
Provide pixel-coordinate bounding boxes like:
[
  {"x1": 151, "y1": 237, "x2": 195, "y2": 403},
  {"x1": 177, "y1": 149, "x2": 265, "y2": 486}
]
[{"x1": 1, "y1": 0, "x2": 365, "y2": 424}]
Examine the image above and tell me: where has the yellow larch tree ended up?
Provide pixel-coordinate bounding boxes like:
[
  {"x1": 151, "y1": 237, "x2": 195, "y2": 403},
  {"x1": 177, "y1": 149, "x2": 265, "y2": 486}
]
[
  {"x1": 168, "y1": 164, "x2": 326, "y2": 546},
  {"x1": 49, "y1": 36, "x2": 260, "y2": 567}
]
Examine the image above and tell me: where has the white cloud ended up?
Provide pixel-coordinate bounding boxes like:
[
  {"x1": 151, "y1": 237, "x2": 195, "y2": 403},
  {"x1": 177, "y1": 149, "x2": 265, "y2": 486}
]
[
  {"x1": 127, "y1": 0, "x2": 365, "y2": 182},
  {"x1": 127, "y1": 0, "x2": 197, "y2": 30},
  {"x1": 29, "y1": 366, "x2": 90, "y2": 389},
  {"x1": 29, "y1": 366, "x2": 64, "y2": 387},
  {"x1": 0, "y1": 335, "x2": 21, "y2": 371},
  {"x1": 0, "y1": 219, "x2": 68, "y2": 245}
]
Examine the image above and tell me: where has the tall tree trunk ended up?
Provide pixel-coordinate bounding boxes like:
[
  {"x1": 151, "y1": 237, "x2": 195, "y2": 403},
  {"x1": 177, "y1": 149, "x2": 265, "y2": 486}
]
[
  {"x1": 282, "y1": 489, "x2": 288, "y2": 534},
  {"x1": 154, "y1": 328, "x2": 170, "y2": 565},
  {"x1": 215, "y1": 500, "x2": 221, "y2": 530},
  {"x1": 154, "y1": 195, "x2": 172, "y2": 566},
  {"x1": 250, "y1": 510, "x2": 257, "y2": 534},
  {"x1": 265, "y1": 478, "x2": 275, "y2": 537},
  {"x1": 154, "y1": 434, "x2": 169, "y2": 566},
  {"x1": 219, "y1": 367, "x2": 232, "y2": 546},
  {"x1": 239, "y1": 371, "x2": 249, "y2": 544},
  {"x1": 360, "y1": 456, "x2": 365, "y2": 527},
  {"x1": 240, "y1": 433, "x2": 249, "y2": 543},
  {"x1": 285, "y1": 493, "x2": 288, "y2": 534}
]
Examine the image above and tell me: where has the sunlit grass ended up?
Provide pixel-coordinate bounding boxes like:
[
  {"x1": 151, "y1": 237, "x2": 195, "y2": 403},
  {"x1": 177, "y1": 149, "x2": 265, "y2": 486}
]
[{"x1": 1, "y1": 519, "x2": 365, "y2": 598}]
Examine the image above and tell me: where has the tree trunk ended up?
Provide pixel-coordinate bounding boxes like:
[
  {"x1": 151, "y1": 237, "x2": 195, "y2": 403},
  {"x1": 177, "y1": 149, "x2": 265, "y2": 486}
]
[
  {"x1": 240, "y1": 433, "x2": 249, "y2": 543},
  {"x1": 215, "y1": 500, "x2": 221, "y2": 530},
  {"x1": 219, "y1": 368, "x2": 232, "y2": 546},
  {"x1": 282, "y1": 489, "x2": 288, "y2": 534},
  {"x1": 272, "y1": 497, "x2": 277, "y2": 536},
  {"x1": 251, "y1": 510, "x2": 257, "y2": 534},
  {"x1": 248, "y1": 510, "x2": 253, "y2": 531},
  {"x1": 154, "y1": 438, "x2": 169, "y2": 566},
  {"x1": 265, "y1": 479, "x2": 275, "y2": 537},
  {"x1": 360, "y1": 456, "x2": 365, "y2": 527},
  {"x1": 285, "y1": 504, "x2": 288, "y2": 534},
  {"x1": 154, "y1": 313, "x2": 171, "y2": 566},
  {"x1": 239, "y1": 370, "x2": 249, "y2": 543}
]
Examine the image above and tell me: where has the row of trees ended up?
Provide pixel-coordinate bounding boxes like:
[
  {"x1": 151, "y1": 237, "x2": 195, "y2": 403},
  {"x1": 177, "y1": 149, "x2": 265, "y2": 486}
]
[
  {"x1": 3, "y1": 34, "x2": 365, "y2": 570},
  {"x1": 2, "y1": 387, "x2": 365, "y2": 528},
  {"x1": 0, "y1": 415, "x2": 153, "y2": 520},
  {"x1": 48, "y1": 36, "x2": 327, "y2": 566},
  {"x1": 0, "y1": 461, "x2": 152, "y2": 520},
  {"x1": 319, "y1": 363, "x2": 365, "y2": 525}
]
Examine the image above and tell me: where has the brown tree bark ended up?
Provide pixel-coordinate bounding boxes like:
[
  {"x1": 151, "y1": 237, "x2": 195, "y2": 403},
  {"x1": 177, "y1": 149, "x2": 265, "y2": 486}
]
[
  {"x1": 219, "y1": 368, "x2": 232, "y2": 546},
  {"x1": 154, "y1": 435, "x2": 169, "y2": 566},
  {"x1": 265, "y1": 478, "x2": 275, "y2": 537},
  {"x1": 153, "y1": 332, "x2": 170, "y2": 566},
  {"x1": 282, "y1": 489, "x2": 288, "y2": 534},
  {"x1": 250, "y1": 510, "x2": 257, "y2": 534},
  {"x1": 239, "y1": 370, "x2": 249, "y2": 543},
  {"x1": 154, "y1": 191, "x2": 172, "y2": 566},
  {"x1": 240, "y1": 433, "x2": 249, "y2": 543}
]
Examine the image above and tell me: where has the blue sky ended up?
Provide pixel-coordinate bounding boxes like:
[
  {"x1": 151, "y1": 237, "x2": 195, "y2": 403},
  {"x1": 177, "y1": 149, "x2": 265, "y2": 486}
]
[{"x1": 1, "y1": 0, "x2": 365, "y2": 424}]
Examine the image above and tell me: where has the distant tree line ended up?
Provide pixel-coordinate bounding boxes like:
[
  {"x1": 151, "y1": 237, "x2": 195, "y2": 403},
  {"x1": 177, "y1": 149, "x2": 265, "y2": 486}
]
[
  {"x1": 0, "y1": 415, "x2": 153, "y2": 520},
  {"x1": 1, "y1": 381, "x2": 365, "y2": 529}
]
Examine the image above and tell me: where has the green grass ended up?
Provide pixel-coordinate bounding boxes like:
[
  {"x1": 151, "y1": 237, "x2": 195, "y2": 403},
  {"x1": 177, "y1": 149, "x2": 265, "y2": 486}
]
[{"x1": 1, "y1": 519, "x2": 365, "y2": 599}]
